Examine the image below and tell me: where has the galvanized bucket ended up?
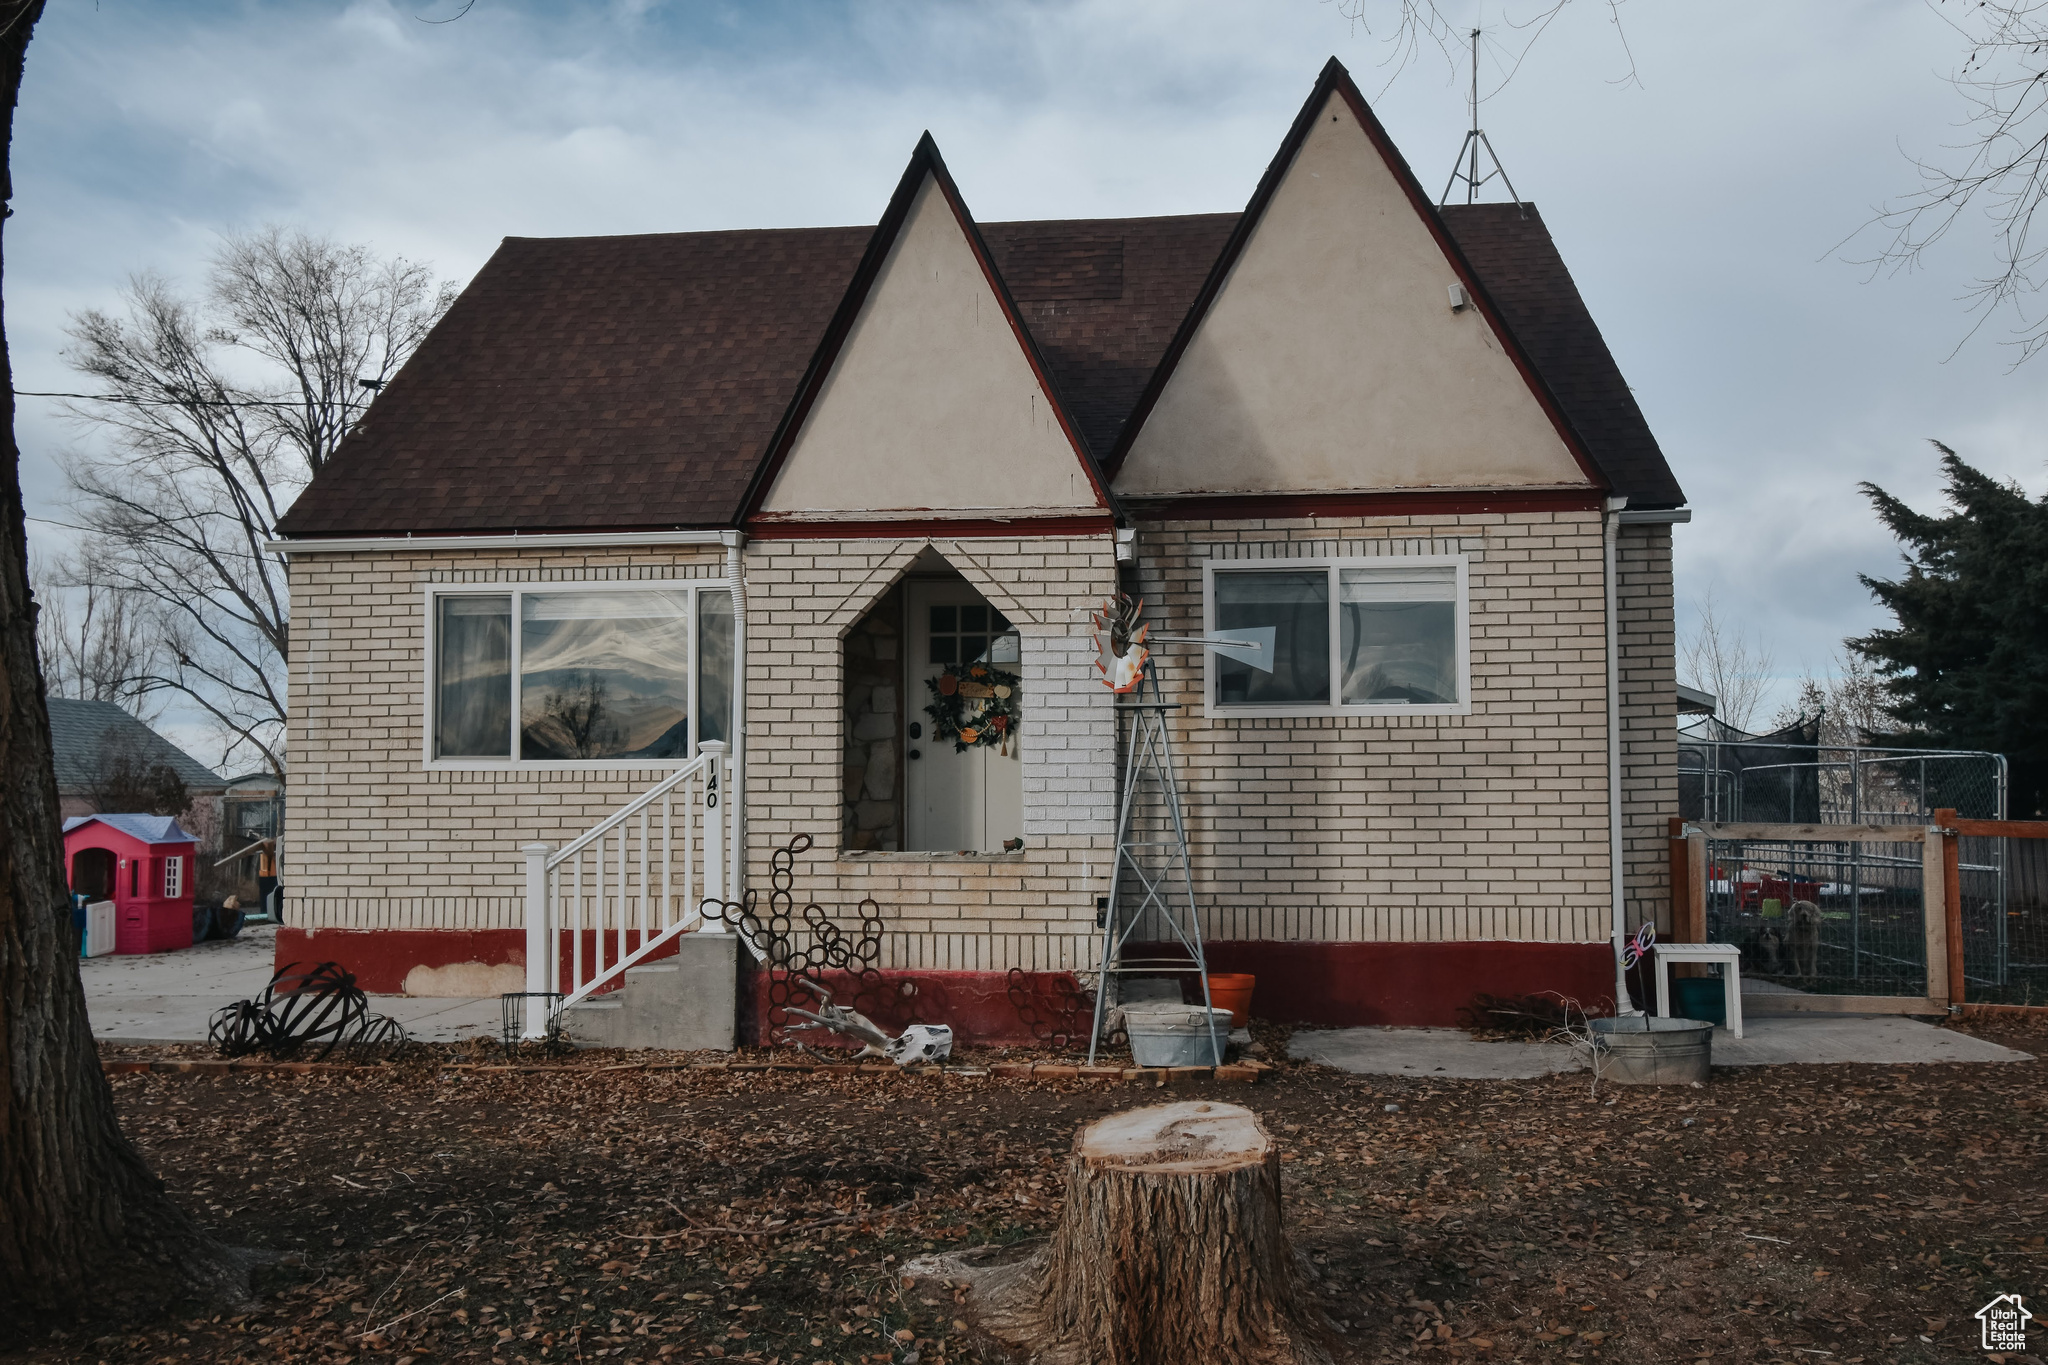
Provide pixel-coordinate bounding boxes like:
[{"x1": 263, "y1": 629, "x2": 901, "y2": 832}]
[
  {"x1": 1590, "y1": 1015, "x2": 1713, "y2": 1085},
  {"x1": 1123, "y1": 1005, "x2": 1233, "y2": 1068}
]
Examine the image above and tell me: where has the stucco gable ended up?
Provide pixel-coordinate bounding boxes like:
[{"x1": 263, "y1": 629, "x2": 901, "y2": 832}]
[
  {"x1": 1113, "y1": 69, "x2": 1599, "y2": 500},
  {"x1": 751, "y1": 142, "x2": 1110, "y2": 523}
]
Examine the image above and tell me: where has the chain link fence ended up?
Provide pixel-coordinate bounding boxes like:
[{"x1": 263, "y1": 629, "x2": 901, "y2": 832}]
[
  {"x1": 1702, "y1": 836, "x2": 1929, "y2": 998},
  {"x1": 1681, "y1": 734, "x2": 2025, "y2": 1000},
  {"x1": 1678, "y1": 736, "x2": 2005, "y2": 827},
  {"x1": 1978, "y1": 836, "x2": 2048, "y2": 1005}
]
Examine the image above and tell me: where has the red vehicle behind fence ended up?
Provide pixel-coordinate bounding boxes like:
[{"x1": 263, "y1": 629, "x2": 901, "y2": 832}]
[{"x1": 1718, "y1": 866, "x2": 1823, "y2": 912}]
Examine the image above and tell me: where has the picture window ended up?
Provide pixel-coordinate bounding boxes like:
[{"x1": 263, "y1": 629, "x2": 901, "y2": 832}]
[
  {"x1": 1203, "y1": 556, "x2": 1469, "y2": 717},
  {"x1": 427, "y1": 582, "x2": 735, "y2": 766}
]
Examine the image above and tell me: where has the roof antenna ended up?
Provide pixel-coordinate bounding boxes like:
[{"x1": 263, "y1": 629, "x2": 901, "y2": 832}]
[{"x1": 1439, "y1": 27, "x2": 1526, "y2": 217}]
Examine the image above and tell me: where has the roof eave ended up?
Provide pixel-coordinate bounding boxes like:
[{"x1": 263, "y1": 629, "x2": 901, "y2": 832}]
[
  {"x1": 737, "y1": 134, "x2": 1119, "y2": 527},
  {"x1": 1103, "y1": 57, "x2": 1612, "y2": 496}
]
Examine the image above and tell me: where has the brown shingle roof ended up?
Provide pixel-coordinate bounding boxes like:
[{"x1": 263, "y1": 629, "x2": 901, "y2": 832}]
[
  {"x1": 984, "y1": 214, "x2": 1240, "y2": 462},
  {"x1": 278, "y1": 202, "x2": 1679, "y2": 537},
  {"x1": 1439, "y1": 203, "x2": 1684, "y2": 508},
  {"x1": 278, "y1": 226, "x2": 873, "y2": 536}
]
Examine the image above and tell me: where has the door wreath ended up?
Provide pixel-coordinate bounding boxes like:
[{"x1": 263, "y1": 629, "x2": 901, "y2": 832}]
[{"x1": 924, "y1": 662, "x2": 1023, "y2": 755}]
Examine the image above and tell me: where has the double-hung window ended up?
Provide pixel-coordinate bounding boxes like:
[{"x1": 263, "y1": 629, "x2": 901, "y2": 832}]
[
  {"x1": 426, "y1": 581, "x2": 735, "y2": 766},
  {"x1": 1203, "y1": 555, "x2": 1469, "y2": 717}
]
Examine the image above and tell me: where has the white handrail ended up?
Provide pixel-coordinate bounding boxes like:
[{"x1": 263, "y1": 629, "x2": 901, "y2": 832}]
[
  {"x1": 547, "y1": 753, "x2": 710, "y2": 867},
  {"x1": 521, "y1": 741, "x2": 731, "y2": 1038}
]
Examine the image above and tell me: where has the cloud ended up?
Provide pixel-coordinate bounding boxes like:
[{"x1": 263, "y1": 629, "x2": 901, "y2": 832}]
[{"x1": 13, "y1": 0, "x2": 2044, "y2": 740}]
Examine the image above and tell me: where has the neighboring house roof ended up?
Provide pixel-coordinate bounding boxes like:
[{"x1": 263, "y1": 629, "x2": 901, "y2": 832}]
[
  {"x1": 63, "y1": 813, "x2": 199, "y2": 846},
  {"x1": 47, "y1": 698, "x2": 228, "y2": 796},
  {"x1": 276, "y1": 63, "x2": 1680, "y2": 539},
  {"x1": 1675, "y1": 682, "x2": 1719, "y2": 716}
]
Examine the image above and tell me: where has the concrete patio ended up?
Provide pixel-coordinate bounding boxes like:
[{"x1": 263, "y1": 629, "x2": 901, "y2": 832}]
[
  {"x1": 81, "y1": 923, "x2": 503, "y2": 1045},
  {"x1": 1291, "y1": 1010, "x2": 2034, "y2": 1078}
]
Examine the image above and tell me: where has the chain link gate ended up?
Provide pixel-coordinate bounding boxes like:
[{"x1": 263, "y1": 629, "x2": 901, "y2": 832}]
[{"x1": 1679, "y1": 737, "x2": 2012, "y2": 997}]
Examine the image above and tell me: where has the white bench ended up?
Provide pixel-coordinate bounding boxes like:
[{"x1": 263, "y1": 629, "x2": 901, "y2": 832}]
[{"x1": 1652, "y1": 943, "x2": 1744, "y2": 1038}]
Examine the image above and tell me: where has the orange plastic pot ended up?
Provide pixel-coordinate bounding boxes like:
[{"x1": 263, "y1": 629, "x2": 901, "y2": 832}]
[{"x1": 1201, "y1": 973, "x2": 1256, "y2": 1027}]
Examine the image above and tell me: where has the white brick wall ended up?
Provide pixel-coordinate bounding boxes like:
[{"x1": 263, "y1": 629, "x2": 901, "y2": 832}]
[
  {"x1": 1618, "y1": 523, "x2": 1678, "y2": 933},
  {"x1": 740, "y1": 534, "x2": 1120, "y2": 972},
  {"x1": 1121, "y1": 509, "x2": 1629, "y2": 945},
  {"x1": 286, "y1": 545, "x2": 730, "y2": 932},
  {"x1": 285, "y1": 514, "x2": 1677, "y2": 962}
]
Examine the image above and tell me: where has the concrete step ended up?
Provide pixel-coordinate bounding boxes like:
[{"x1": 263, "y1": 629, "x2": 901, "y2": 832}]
[{"x1": 559, "y1": 934, "x2": 737, "y2": 1051}]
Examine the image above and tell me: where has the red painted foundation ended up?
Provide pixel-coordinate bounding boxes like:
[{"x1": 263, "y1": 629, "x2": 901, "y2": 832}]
[
  {"x1": 274, "y1": 928, "x2": 687, "y2": 995},
  {"x1": 1125, "y1": 940, "x2": 1619, "y2": 1028},
  {"x1": 745, "y1": 968, "x2": 1089, "y2": 1049},
  {"x1": 277, "y1": 928, "x2": 1616, "y2": 1033},
  {"x1": 275, "y1": 929, "x2": 526, "y2": 994}
]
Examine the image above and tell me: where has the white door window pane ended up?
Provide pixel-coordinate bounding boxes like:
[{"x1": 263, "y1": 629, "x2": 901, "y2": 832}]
[
  {"x1": 1215, "y1": 570, "x2": 1329, "y2": 705},
  {"x1": 519, "y1": 592, "x2": 693, "y2": 760},
  {"x1": 924, "y1": 604, "x2": 1015, "y2": 668},
  {"x1": 1341, "y1": 568, "x2": 1457, "y2": 705},
  {"x1": 696, "y1": 589, "x2": 734, "y2": 747},
  {"x1": 436, "y1": 595, "x2": 512, "y2": 757},
  {"x1": 163, "y1": 855, "x2": 182, "y2": 898}
]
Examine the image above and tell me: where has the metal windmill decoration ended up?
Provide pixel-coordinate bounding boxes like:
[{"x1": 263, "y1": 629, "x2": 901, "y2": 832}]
[
  {"x1": 1084, "y1": 593, "x2": 1275, "y2": 1064},
  {"x1": 1089, "y1": 594, "x2": 1151, "y2": 693}
]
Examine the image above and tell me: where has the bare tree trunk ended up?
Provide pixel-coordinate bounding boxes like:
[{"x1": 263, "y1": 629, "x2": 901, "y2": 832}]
[
  {"x1": 914, "y1": 1102, "x2": 1333, "y2": 1365},
  {"x1": 0, "y1": 2, "x2": 247, "y2": 1340}
]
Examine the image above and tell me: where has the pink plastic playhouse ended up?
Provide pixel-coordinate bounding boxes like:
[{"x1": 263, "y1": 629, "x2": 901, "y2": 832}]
[{"x1": 63, "y1": 815, "x2": 199, "y2": 955}]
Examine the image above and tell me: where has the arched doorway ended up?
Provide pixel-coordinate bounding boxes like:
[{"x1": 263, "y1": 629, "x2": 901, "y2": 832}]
[{"x1": 70, "y1": 846, "x2": 116, "y2": 900}]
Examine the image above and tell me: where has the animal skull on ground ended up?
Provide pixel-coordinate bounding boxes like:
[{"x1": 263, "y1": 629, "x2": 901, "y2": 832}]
[
  {"x1": 885, "y1": 1023, "x2": 954, "y2": 1067},
  {"x1": 783, "y1": 975, "x2": 953, "y2": 1067}
]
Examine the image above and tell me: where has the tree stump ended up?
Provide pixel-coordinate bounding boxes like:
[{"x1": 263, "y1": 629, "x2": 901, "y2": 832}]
[{"x1": 910, "y1": 1101, "x2": 1330, "y2": 1365}]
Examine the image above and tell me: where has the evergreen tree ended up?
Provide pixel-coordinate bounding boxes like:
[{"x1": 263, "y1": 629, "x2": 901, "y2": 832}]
[{"x1": 1852, "y1": 442, "x2": 2048, "y2": 816}]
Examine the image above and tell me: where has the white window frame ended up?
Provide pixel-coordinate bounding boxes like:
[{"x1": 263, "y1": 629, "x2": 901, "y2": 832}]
[
  {"x1": 163, "y1": 854, "x2": 182, "y2": 899},
  {"x1": 1201, "y1": 554, "x2": 1472, "y2": 718},
  {"x1": 422, "y1": 579, "x2": 733, "y2": 771}
]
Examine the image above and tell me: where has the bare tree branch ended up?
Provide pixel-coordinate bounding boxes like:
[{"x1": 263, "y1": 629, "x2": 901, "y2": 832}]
[
  {"x1": 1851, "y1": 0, "x2": 2048, "y2": 362},
  {"x1": 1328, "y1": 0, "x2": 1639, "y2": 101},
  {"x1": 1679, "y1": 591, "x2": 1778, "y2": 732},
  {"x1": 30, "y1": 550, "x2": 166, "y2": 722},
  {"x1": 56, "y1": 227, "x2": 453, "y2": 775},
  {"x1": 1772, "y1": 650, "x2": 1897, "y2": 746}
]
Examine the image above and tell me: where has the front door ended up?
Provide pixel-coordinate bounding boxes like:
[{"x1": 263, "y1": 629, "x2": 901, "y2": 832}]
[{"x1": 905, "y1": 580, "x2": 1023, "y2": 852}]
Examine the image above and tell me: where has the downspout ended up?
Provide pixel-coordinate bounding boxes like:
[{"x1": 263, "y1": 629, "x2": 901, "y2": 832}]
[
  {"x1": 722, "y1": 530, "x2": 749, "y2": 914},
  {"x1": 1604, "y1": 497, "x2": 1640, "y2": 1015}
]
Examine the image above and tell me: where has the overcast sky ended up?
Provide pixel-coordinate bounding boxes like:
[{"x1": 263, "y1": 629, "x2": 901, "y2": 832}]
[{"x1": 12, "y1": 0, "x2": 2042, "y2": 752}]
